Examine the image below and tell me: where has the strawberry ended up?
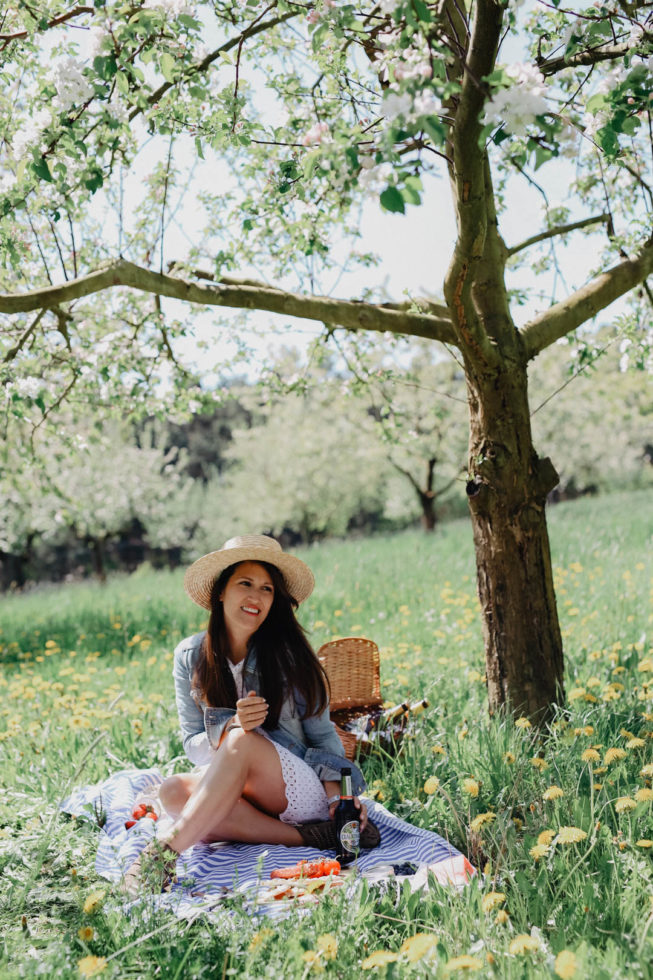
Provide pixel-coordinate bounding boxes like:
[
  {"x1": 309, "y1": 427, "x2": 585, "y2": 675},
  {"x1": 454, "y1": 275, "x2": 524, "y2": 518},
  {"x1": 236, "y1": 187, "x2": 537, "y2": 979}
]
[
  {"x1": 124, "y1": 819, "x2": 137, "y2": 829},
  {"x1": 132, "y1": 803, "x2": 148, "y2": 820}
]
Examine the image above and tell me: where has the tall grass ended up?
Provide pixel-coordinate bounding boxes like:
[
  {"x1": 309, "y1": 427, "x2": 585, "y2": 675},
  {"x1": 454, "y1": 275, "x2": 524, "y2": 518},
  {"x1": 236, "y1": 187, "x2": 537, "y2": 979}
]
[{"x1": 0, "y1": 489, "x2": 652, "y2": 978}]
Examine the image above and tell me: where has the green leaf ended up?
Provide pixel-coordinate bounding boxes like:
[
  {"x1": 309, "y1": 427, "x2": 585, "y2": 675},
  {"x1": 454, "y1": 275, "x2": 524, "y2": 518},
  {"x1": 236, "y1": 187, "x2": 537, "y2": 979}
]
[
  {"x1": 422, "y1": 116, "x2": 446, "y2": 145},
  {"x1": 380, "y1": 186, "x2": 405, "y2": 214},
  {"x1": 412, "y1": 0, "x2": 432, "y2": 22},
  {"x1": 160, "y1": 53, "x2": 177, "y2": 83},
  {"x1": 115, "y1": 72, "x2": 129, "y2": 94},
  {"x1": 31, "y1": 156, "x2": 52, "y2": 183},
  {"x1": 401, "y1": 184, "x2": 421, "y2": 205}
]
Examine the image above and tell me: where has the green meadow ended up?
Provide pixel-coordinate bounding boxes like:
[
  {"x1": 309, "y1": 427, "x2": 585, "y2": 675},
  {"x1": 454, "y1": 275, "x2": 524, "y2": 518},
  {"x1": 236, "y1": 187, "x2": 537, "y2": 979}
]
[{"x1": 1, "y1": 490, "x2": 652, "y2": 979}]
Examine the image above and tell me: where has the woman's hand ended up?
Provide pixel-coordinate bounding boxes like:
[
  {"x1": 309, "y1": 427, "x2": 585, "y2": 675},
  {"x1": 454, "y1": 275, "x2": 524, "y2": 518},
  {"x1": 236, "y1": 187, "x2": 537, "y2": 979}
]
[
  {"x1": 235, "y1": 689, "x2": 268, "y2": 732},
  {"x1": 326, "y1": 791, "x2": 368, "y2": 831}
]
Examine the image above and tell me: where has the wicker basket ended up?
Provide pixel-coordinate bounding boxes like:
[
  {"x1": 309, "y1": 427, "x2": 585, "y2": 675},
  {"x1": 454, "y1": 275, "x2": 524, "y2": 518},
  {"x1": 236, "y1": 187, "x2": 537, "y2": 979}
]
[{"x1": 318, "y1": 636, "x2": 383, "y2": 761}]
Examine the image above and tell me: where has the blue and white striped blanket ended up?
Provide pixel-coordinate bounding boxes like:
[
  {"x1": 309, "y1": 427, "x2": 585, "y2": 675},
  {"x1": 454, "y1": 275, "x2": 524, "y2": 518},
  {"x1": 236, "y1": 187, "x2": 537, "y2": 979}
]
[{"x1": 61, "y1": 768, "x2": 470, "y2": 918}]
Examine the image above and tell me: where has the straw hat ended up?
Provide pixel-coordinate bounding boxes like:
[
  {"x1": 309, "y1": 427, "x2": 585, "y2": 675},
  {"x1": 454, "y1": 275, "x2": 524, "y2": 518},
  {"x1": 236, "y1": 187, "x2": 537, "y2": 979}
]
[{"x1": 184, "y1": 534, "x2": 315, "y2": 609}]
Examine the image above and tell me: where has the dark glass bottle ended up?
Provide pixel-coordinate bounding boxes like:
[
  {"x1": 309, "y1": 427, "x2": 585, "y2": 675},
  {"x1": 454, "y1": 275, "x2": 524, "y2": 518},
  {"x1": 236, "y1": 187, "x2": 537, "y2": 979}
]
[{"x1": 334, "y1": 767, "x2": 360, "y2": 866}]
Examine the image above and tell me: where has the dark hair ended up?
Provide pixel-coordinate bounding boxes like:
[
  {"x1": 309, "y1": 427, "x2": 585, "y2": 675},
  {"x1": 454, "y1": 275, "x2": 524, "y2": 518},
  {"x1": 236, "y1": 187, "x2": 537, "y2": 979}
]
[{"x1": 193, "y1": 560, "x2": 329, "y2": 728}]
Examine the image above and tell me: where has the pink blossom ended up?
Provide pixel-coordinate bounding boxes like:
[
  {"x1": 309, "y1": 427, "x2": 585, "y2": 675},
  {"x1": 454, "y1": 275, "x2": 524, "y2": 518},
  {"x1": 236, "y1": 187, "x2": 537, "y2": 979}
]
[
  {"x1": 307, "y1": 9, "x2": 320, "y2": 24},
  {"x1": 302, "y1": 121, "x2": 330, "y2": 146}
]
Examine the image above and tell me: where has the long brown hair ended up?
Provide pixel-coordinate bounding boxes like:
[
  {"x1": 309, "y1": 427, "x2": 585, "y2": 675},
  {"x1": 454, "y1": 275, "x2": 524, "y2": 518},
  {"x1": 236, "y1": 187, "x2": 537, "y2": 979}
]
[{"x1": 193, "y1": 560, "x2": 329, "y2": 729}]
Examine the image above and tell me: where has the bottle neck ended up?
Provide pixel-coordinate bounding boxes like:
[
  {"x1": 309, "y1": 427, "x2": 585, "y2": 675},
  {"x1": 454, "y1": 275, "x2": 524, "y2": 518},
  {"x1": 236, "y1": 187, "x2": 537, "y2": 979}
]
[{"x1": 340, "y1": 772, "x2": 353, "y2": 798}]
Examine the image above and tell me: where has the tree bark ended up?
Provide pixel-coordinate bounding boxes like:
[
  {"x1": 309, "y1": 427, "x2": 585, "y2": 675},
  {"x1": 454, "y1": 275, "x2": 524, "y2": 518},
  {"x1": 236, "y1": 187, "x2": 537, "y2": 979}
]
[{"x1": 464, "y1": 359, "x2": 564, "y2": 721}]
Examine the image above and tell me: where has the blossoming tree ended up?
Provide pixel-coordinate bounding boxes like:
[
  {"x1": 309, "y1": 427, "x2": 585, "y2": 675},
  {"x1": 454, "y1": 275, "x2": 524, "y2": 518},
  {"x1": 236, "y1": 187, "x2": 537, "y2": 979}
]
[{"x1": 1, "y1": 0, "x2": 652, "y2": 720}]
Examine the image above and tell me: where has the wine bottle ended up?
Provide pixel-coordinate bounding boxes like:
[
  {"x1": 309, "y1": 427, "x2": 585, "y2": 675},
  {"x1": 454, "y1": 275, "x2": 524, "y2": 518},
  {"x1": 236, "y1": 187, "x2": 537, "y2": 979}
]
[{"x1": 334, "y1": 767, "x2": 360, "y2": 866}]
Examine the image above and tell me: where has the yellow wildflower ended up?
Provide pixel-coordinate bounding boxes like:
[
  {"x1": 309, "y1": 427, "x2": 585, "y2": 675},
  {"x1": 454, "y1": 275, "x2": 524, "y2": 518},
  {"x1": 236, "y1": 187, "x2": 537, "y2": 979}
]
[
  {"x1": 634, "y1": 788, "x2": 653, "y2": 802},
  {"x1": 361, "y1": 950, "x2": 399, "y2": 969},
  {"x1": 470, "y1": 812, "x2": 495, "y2": 832},
  {"x1": 568, "y1": 688, "x2": 586, "y2": 701},
  {"x1": 248, "y1": 928, "x2": 273, "y2": 952},
  {"x1": 543, "y1": 786, "x2": 564, "y2": 801},
  {"x1": 515, "y1": 717, "x2": 532, "y2": 729},
  {"x1": 77, "y1": 957, "x2": 107, "y2": 977},
  {"x1": 529, "y1": 843, "x2": 549, "y2": 861},
  {"x1": 615, "y1": 797, "x2": 637, "y2": 813},
  {"x1": 626, "y1": 737, "x2": 646, "y2": 749},
  {"x1": 604, "y1": 748, "x2": 627, "y2": 765},
  {"x1": 301, "y1": 950, "x2": 324, "y2": 971},
  {"x1": 82, "y1": 890, "x2": 106, "y2": 915},
  {"x1": 556, "y1": 827, "x2": 588, "y2": 845},
  {"x1": 509, "y1": 934, "x2": 541, "y2": 955},
  {"x1": 538, "y1": 829, "x2": 556, "y2": 846},
  {"x1": 581, "y1": 748, "x2": 600, "y2": 763},
  {"x1": 554, "y1": 949, "x2": 577, "y2": 979},
  {"x1": 635, "y1": 839, "x2": 653, "y2": 848},
  {"x1": 424, "y1": 776, "x2": 440, "y2": 795},
  {"x1": 641, "y1": 764, "x2": 653, "y2": 778},
  {"x1": 444, "y1": 954, "x2": 484, "y2": 972},
  {"x1": 400, "y1": 933, "x2": 438, "y2": 962},
  {"x1": 531, "y1": 757, "x2": 548, "y2": 771},
  {"x1": 592, "y1": 783, "x2": 603, "y2": 792},
  {"x1": 481, "y1": 891, "x2": 506, "y2": 913},
  {"x1": 77, "y1": 926, "x2": 94, "y2": 942},
  {"x1": 503, "y1": 752, "x2": 515, "y2": 764},
  {"x1": 316, "y1": 935, "x2": 338, "y2": 960},
  {"x1": 495, "y1": 909, "x2": 509, "y2": 924},
  {"x1": 432, "y1": 744, "x2": 446, "y2": 755},
  {"x1": 462, "y1": 778, "x2": 479, "y2": 797}
]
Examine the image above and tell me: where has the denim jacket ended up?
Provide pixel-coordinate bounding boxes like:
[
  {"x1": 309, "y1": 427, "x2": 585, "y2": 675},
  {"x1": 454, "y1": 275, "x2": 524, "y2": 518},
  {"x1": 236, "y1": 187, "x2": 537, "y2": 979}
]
[{"x1": 172, "y1": 632, "x2": 366, "y2": 795}]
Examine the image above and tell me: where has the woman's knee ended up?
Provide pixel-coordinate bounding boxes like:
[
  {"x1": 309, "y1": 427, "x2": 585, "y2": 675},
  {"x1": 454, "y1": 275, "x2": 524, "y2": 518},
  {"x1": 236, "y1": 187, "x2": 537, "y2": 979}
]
[
  {"x1": 159, "y1": 774, "x2": 192, "y2": 813},
  {"x1": 221, "y1": 726, "x2": 264, "y2": 757}
]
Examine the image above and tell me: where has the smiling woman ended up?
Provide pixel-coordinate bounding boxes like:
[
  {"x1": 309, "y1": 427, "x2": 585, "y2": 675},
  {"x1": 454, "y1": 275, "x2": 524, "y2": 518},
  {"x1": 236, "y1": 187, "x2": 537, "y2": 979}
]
[{"x1": 121, "y1": 534, "x2": 380, "y2": 894}]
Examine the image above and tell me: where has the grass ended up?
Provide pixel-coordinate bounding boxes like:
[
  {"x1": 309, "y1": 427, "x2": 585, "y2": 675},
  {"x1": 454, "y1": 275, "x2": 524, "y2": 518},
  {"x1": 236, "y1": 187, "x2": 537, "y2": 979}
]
[{"x1": 0, "y1": 489, "x2": 652, "y2": 979}]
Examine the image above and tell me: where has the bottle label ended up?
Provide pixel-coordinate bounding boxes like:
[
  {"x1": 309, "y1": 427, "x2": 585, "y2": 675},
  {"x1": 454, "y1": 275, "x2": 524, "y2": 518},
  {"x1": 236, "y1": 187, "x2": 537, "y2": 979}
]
[{"x1": 339, "y1": 820, "x2": 360, "y2": 853}]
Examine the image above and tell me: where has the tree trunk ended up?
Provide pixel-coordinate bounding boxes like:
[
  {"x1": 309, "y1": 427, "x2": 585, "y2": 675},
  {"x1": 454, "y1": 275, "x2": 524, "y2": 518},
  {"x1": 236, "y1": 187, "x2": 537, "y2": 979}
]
[
  {"x1": 465, "y1": 359, "x2": 564, "y2": 722},
  {"x1": 90, "y1": 536, "x2": 107, "y2": 583},
  {"x1": 419, "y1": 491, "x2": 436, "y2": 532}
]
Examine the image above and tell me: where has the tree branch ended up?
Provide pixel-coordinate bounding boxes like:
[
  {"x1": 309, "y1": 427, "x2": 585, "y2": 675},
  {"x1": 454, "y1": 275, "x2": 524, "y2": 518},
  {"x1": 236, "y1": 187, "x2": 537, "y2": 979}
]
[
  {"x1": 0, "y1": 4, "x2": 92, "y2": 45},
  {"x1": 0, "y1": 259, "x2": 457, "y2": 345},
  {"x1": 538, "y1": 41, "x2": 636, "y2": 76},
  {"x1": 507, "y1": 214, "x2": 610, "y2": 257},
  {"x1": 521, "y1": 239, "x2": 653, "y2": 359}
]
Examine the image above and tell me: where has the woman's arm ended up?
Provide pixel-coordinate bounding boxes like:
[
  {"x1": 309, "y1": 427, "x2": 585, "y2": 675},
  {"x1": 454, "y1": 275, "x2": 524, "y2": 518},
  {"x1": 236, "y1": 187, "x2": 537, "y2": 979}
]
[{"x1": 172, "y1": 638, "x2": 214, "y2": 767}]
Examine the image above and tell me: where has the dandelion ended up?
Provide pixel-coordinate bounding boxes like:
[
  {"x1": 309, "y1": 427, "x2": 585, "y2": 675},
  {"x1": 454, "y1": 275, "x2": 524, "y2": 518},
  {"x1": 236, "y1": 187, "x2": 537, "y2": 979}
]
[
  {"x1": 432, "y1": 744, "x2": 446, "y2": 755},
  {"x1": 495, "y1": 909, "x2": 509, "y2": 924},
  {"x1": 531, "y1": 757, "x2": 548, "y2": 771},
  {"x1": 641, "y1": 764, "x2": 653, "y2": 778},
  {"x1": 82, "y1": 890, "x2": 106, "y2": 914},
  {"x1": 538, "y1": 829, "x2": 556, "y2": 845},
  {"x1": 509, "y1": 934, "x2": 541, "y2": 954},
  {"x1": 635, "y1": 788, "x2": 653, "y2": 802},
  {"x1": 515, "y1": 717, "x2": 532, "y2": 729},
  {"x1": 592, "y1": 783, "x2": 603, "y2": 792},
  {"x1": 503, "y1": 751, "x2": 515, "y2": 764},
  {"x1": 604, "y1": 748, "x2": 627, "y2": 765},
  {"x1": 636, "y1": 839, "x2": 653, "y2": 848},
  {"x1": 317, "y1": 935, "x2": 338, "y2": 960},
  {"x1": 543, "y1": 786, "x2": 565, "y2": 801},
  {"x1": 362, "y1": 950, "x2": 399, "y2": 969},
  {"x1": 481, "y1": 891, "x2": 506, "y2": 913},
  {"x1": 302, "y1": 950, "x2": 324, "y2": 971},
  {"x1": 554, "y1": 949, "x2": 577, "y2": 979},
  {"x1": 581, "y1": 748, "x2": 600, "y2": 763},
  {"x1": 444, "y1": 954, "x2": 484, "y2": 972},
  {"x1": 470, "y1": 812, "x2": 495, "y2": 832},
  {"x1": 615, "y1": 797, "x2": 637, "y2": 813},
  {"x1": 529, "y1": 843, "x2": 549, "y2": 861},
  {"x1": 424, "y1": 776, "x2": 440, "y2": 794},
  {"x1": 568, "y1": 687, "x2": 586, "y2": 701},
  {"x1": 248, "y1": 928, "x2": 273, "y2": 951},
  {"x1": 556, "y1": 827, "x2": 588, "y2": 844},
  {"x1": 77, "y1": 926, "x2": 94, "y2": 942},
  {"x1": 77, "y1": 957, "x2": 107, "y2": 977},
  {"x1": 400, "y1": 933, "x2": 438, "y2": 961},
  {"x1": 462, "y1": 778, "x2": 479, "y2": 797}
]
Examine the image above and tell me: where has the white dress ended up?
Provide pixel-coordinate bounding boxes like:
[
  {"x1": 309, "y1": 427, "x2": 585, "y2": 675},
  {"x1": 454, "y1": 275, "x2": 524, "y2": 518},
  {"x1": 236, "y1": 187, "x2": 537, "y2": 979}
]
[{"x1": 228, "y1": 659, "x2": 330, "y2": 825}]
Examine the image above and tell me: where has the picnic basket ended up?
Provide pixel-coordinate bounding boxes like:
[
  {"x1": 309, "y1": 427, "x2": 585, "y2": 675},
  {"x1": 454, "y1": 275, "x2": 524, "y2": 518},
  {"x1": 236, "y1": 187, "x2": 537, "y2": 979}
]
[{"x1": 317, "y1": 636, "x2": 383, "y2": 760}]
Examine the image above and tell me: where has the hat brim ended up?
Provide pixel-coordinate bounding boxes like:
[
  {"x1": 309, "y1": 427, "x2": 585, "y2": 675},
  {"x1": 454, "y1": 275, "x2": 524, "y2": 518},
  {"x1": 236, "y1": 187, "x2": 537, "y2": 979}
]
[{"x1": 184, "y1": 546, "x2": 315, "y2": 609}]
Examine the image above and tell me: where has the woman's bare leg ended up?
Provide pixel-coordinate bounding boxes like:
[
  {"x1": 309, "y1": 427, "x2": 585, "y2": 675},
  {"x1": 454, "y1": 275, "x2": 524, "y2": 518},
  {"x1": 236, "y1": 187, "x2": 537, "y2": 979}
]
[
  {"x1": 160, "y1": 729, "x2": 303, "y2": 852},
  {"x1": 159, "y1": 771, "x2": 303, "y2": 845}
]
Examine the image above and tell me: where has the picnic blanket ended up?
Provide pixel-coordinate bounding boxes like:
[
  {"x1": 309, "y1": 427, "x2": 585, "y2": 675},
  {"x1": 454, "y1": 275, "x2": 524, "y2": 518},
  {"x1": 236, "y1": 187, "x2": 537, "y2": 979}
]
[{"x1": 61, "y1": 767, "x2": 473, "y2": 918}]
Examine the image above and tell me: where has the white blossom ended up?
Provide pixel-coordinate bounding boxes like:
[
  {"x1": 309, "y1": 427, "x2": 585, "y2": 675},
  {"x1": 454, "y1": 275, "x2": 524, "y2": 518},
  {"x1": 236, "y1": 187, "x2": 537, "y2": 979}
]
[
  {"x1": 302, "y1": 121, "x2": 330, "y2": 146},
  {"x1": 0, "y1": 173, "x2": 16, "y2": 194},
  {"x1": 483, "y1": 62, "x2": 549, "y2": 137},
  {"x1": 382, "y1": 91, "x2": 412, "y2": 121},
  {"x1": 379, "y1": 0, "x2": 402, "y2": 13},
  {"x1": 12, "y1": 108, "x2": 52, "y2": 158},
  {"x1": 51, "y1": 58, "x2": 94, "y2": 111},
  {"x1": 15, "y1": 377, "x2": 42, "y2": 398},
  {"x1": 357, "y1": 162, "x2": 393, "y2": 194},
  {"x1": 143, "y1": 0, "x2": 195, "y2": 15},
  {"x1": 413, "y1": 89, "x2": 439, "y2": 118},
  {"x1": 88, "y1": 25, "x2": 109, "y2": 57}
]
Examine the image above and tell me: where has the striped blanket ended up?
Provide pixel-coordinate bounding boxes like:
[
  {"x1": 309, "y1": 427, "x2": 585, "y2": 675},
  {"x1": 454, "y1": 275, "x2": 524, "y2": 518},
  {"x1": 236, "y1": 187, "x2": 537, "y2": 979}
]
[{"x1": 61, "y1": 767, "x2": 472, "y2": 918}]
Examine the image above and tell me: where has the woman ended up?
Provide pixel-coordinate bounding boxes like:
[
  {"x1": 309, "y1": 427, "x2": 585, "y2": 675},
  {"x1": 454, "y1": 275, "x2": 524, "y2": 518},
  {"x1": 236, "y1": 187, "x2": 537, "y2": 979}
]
[{"x1": 123, "y1": 534, "x2": 379, "y2": 893}]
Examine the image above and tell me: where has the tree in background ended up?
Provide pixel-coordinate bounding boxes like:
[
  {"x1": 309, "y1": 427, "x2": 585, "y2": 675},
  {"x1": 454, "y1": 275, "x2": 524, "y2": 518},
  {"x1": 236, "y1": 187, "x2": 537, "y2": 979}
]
[{"x1": 2, "y1": 1, "x2": 653, "y2": 719}]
